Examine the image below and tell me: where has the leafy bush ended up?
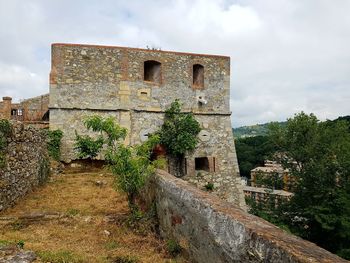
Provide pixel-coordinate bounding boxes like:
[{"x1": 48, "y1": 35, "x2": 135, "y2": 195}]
[
  {"x1": 108, "y1": 134, "x2": 164, "y2": 210},
  {"x1": 75, "y1": 115, "x2": 164, "y2": 213},
  {"x1": 159, "y1": 99, "x2": 200, "y2": 156},
  {"x1": 166, "y1": 239, "x2": 182, "y2": 257},
  {"x1": 17, "y1": 240, "x2": 25, "y2": 249},
  {"x1": 74, "y1": 132, "x2": 104, "y2": 160},
  {"x1": 47, "y1": 129, "x2": 63, "y2": 160},
  {"x1": 204, "y1": 182, "x2": 214, "y2": 191},
  {"x1": 158, "y1": 99, "x2": 200, "y2": 176},
  {"x1": 0, "y1": 119, "x2": 11, "y2": 167},
  {"x1": 112, "y1": 255, "x2": 139, "y2": 263}
]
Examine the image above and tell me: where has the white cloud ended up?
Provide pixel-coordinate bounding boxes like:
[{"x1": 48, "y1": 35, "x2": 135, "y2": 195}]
[{"x1": 0, "y1": 0, "x2": 349, "y2": 126}]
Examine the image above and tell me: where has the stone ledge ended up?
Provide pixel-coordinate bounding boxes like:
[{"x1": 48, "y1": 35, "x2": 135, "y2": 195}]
[{"x1": 152, "y1": 169, "x2": 348, "y2": 263}]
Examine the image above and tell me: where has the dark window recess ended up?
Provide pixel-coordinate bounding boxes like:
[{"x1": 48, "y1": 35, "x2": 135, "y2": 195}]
[
  {"x1": 141, "y1": 91, "x2": 148, "y2": 96},
  {"x1": 195, "y1": 157, "x2": 210, "y2": 172},
  {"x1": 11, "y1": 109, "x2": 17, "y2": 116},
  {"x1": 144, "y1": 60, "x2": 161, "y2": 83},
  {"x1": 193, "y1": 64, "x2": 204, "y2": 88}
]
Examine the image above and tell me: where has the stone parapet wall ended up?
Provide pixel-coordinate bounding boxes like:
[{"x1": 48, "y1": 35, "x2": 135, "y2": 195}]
[
  {"x1": 0, "y1": 122, "x2": 49, "y2": 211},
  {"x1": 143, "y1": 169, "x2": 347, "y2": 263}
]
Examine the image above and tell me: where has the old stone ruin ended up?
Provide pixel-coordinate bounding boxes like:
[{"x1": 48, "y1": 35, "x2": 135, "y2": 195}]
[
  {"x1": 0, "y1": 43, "x2": 347, "y2": 262},
  {"x1": 49, "y1": 43, "x2": 245, "y2": 208}
]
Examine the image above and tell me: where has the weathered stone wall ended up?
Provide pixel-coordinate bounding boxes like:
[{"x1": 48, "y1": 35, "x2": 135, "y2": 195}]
[
  {"x1": 49, "y1": 43, "x2": 244, "y2": 208},
  {"x1": 0, "y1": 94, "x2": 49, "y2": 127},
  {"x1": 144, "y1": 170, "x2": 347, "y2": 263},
  {"x1": 0, "y1": 122, "x2": 49, "y2": 211},
  {"x1": 21, "y1": 94, "x2": 49, "y2": 122}
]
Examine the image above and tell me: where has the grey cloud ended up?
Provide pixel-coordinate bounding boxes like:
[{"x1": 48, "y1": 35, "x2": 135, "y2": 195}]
[{"x1": 0, "y1": 0, "x2": 349, "y2": 126}]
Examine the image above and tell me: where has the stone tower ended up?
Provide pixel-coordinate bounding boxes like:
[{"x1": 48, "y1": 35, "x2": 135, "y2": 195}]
[{"x1": 49, "y1": 43, "x2": 245, "y2": 208}]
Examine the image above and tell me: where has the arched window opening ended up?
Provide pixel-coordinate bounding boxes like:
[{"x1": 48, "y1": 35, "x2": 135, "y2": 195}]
[
  {"x1": 11, "y1": 109, "x2": 17, "y2": 116},
  {"x1": 144, "y1": 60, "x2": 161, "y2": 84},
  {"x1": 193, "y1": 64, "x2": 204, "y2": 88}
]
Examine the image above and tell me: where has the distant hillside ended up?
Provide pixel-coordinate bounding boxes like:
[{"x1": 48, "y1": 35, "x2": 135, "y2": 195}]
[
  {"x1": 233, "y1": 115, "x2": 350, "y2": 139},
  {"x1": 233, "y1": 122, "x2": 285, "y2": 139}
]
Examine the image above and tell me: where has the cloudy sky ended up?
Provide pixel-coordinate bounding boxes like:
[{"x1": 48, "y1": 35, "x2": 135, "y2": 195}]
[{"x1": 0, "y1": 0, "x2": 349, "y2": 127}]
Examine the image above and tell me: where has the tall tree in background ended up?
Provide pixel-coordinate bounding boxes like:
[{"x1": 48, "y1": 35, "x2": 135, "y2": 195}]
[{"x1": 268, "y1": 112, "x2": 350, "y2": 259}]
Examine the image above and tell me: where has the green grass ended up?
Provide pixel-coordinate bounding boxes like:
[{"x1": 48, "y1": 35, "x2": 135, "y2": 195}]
[
  {"x1": 112, "y1": 255, "x2": 139, "y2": 263},
  {"x1": 104, "y1": 240, "x2": 119, "y2": 250},
  {"x1": 66, "y1": 208, "x2": 80, "y2": 216},
  {"x1": 37, "y1": 250, "x2": 85, "y2": 263}
]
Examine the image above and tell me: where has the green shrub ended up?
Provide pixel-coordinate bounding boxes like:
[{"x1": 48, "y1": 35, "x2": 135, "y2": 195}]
[
  {"x1": 166, "y1": 239, "x2": 182, "y2": 257},
  {"x1": 17, "y1": 240, "x2": 25, "y2": 249},
  {"x1": 47, "y1": 129, "x2": 63, "y2": 160},
  {"x1": 66, "y1": 208, "x2": 80, "y2": 216},
  {"x1": 75, "y1": 115, "x2": 164, "y2": 213},
  {"x1": 112, "y1": 255, "x2": 139, "y2": 263},
  {"x1": 0, "y1": 119, "x2": 11, "y2": 167},
  {"x1": 74, "y1": 132, "x2": 104, "y2": 160},
  {"x1": 158, "y1": 100, "x2": 201, "y2": 176},
  {"x1": 204, "y1": 182, "x2": 214, "y2": 191}
]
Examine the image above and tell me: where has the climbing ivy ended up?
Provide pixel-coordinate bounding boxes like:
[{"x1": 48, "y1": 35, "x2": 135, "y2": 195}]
[{"x1": 0, "y1": 120, "x2": 11, "y2": 168}]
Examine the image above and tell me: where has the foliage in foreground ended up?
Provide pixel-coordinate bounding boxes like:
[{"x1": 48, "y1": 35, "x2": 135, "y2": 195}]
[
  {"x1": 47, "y1": 129, "x2": 63, "y2": 160},
  {"x1": 158, "y1": 99, "x2": 200, "y2": 176},
  {"x1": 75, "y1": 115, "x2": 163, "y2": 212},
  {"x1": 248, "y1": 112, "x2": 350, "y2": 259},
  {"x1": 0, "y1": 119, "x2": 11, "y2": 167}
]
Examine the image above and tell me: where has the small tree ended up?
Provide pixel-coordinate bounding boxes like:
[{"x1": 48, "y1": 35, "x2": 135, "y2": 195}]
[
  {"x1": 74, "y1": 132, "x2": 104, "y2": 160},
  {"x1": 159, "y1": 99, "x2": 201, "y2": 176},
  {"x1": 107, "y1": 134, "x2": 163, "y2": 211},
  {"x1": 75, "y1": 115, "x2": 163, "y2": 213},
  {"x1": 74, "y1": 115, "x2": 127, "y2": 161}
]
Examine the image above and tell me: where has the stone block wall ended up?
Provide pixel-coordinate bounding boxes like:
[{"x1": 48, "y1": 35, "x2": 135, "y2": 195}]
[
  {"x1": 143, "y1": 170, "x2": 347, "y2": 263},
  {"x1": 0, "y1": 122, "x2": 49, "y2": 211},
  {"x1": 49, "y1": 43, "x2": 245, "y2": 208}
]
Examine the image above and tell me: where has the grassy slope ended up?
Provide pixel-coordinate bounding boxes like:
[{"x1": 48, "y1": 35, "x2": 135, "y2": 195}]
[{"x1": 0, "y1": 170, "x2": 185, "y2": 263}]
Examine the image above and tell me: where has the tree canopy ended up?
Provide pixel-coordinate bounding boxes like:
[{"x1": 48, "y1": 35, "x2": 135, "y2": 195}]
[{"x1": 248, "y1": 112, "x2": 350, "y2": 259}]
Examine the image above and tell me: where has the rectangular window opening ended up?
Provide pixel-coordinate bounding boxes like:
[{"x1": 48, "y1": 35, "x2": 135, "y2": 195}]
[{"x1": 195, "y1": 157, "x2": 210, "y2": 172}]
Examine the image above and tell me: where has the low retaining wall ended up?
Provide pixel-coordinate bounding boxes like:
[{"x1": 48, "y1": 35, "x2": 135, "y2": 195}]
[
  {"x1": 146, "y1": 169, "x2": 347, "y2": 263},
  {"x1": 0, "y1": 122, "x2": 49, "y2": 211}
]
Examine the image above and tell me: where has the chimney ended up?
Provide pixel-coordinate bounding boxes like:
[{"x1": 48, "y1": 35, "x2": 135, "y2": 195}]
[{"x1": 2, "y1": 97, "x2": 12, "y2": 120}]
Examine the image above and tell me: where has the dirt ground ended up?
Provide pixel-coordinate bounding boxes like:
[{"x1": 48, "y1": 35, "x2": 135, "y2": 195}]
[{"x1": 0, "y1": 169, "x2": 186, "y2": 263}]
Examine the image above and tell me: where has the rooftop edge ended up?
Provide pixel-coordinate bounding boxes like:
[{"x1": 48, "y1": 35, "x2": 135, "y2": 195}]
[{"x1": 51, "y1": 43, "x2": 230, "y2": 59}]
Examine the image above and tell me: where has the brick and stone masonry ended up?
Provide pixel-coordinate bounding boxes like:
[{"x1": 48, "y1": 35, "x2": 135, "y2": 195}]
[
  {"x1": 0, "y1": 122, "x2": 49, "y2": 211},
  {"x1": 49, "y1": 43, "x2": 245, "y2": 208}
]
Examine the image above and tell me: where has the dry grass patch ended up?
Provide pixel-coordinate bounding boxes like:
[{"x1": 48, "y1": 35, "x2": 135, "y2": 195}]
[{"x1": 0, "y1": 171, "x2": 187, "y2": 262}]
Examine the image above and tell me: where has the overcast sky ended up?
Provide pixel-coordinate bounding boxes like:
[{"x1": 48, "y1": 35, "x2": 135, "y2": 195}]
[{"x1": 0, "y1": 0, "x2": 349, "y2": 127}]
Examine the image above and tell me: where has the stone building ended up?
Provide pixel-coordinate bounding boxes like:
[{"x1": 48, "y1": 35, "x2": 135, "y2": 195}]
[
  {"x1": 49, "y1": 43, "x2": 245, "y2": 208},
  {"x1": 0, "y1": 94, "x2": 49, "y2": 128},
  {"x1": 250, "y1": 160, "x2": 294, "y2": 191}
]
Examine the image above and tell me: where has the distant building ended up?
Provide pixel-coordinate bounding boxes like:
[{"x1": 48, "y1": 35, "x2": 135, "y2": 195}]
[
  {"x1": 250, "y1": 160, "x2": 294, "y2": 191},
  {"x1": 0, "y1": 94, "x2": 49, "y2": 128},
  {"x1": 243, "y1": 185, "x2": 293, "y2": 205}
]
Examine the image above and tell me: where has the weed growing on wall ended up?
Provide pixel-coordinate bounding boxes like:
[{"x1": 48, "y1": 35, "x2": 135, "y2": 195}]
[
  {"x1": 47, "y1": 129, "x2": 63, "y2": 161},
  {"x1": 0, "y1": 119, "x2": 11, "y2": 167}
]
